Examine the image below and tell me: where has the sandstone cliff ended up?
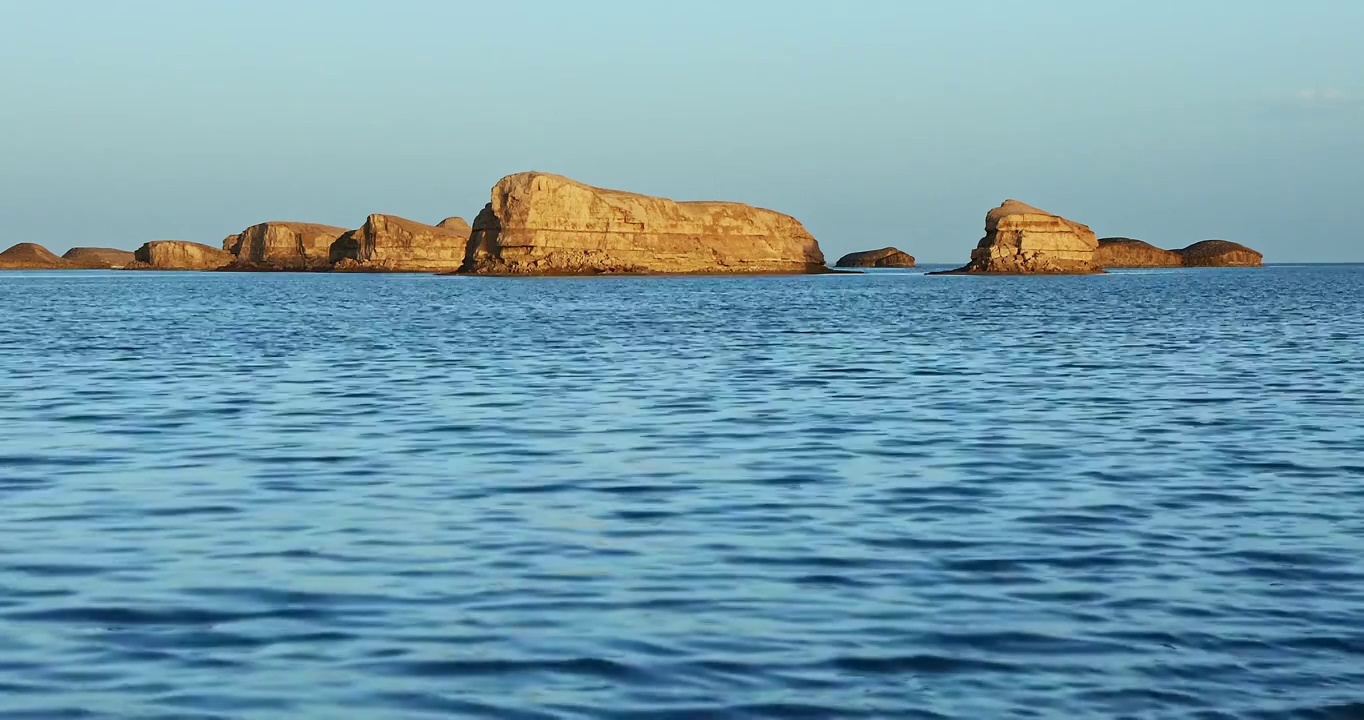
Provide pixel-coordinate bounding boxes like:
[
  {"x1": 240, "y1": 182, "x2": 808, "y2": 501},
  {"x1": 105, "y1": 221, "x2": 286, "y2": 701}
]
[
  {"x1": 330, "y1": 214, "x2": 470, "y2": 272},
  {"x1": 934, "y1": 200, "x2": 1101, "y2": 274},
  {"x1": 0, "y1": 243, "x2": 72, "y2": 269},
  {"x1": 835, "y1": 247, "x2": 916, "y2": 268},
  {"x1": 1177, "y1": 240, "x2": 1263, "y2": 267},
  {"x1": 62, "y1": 247, "x2": 137, "y2": 268},
  {"x1": 222, "y1": 233, "x2": 242, "y2": 254},
  {"x1": 1094, "y1": 238, "x2": 1182, "y2": 268},
  {"x1": 128, "y1": 241, "x2": 234, "y2": 270},
  {"x1": 229, "y1": 222, "x2": 348, "y2": 270},
  {"x1": 459, "y1": 172, "x2": 826, "y2": 275}
]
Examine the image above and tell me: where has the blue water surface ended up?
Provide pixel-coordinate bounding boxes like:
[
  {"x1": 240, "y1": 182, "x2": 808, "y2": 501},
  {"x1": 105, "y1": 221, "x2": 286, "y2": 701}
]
[{"x1": 1, "y1": 265, "x2": 1362, "y2": 719}]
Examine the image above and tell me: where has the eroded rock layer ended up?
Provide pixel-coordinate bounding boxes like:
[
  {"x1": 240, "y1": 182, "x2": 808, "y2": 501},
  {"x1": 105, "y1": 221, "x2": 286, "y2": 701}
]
[
  {"x1": 330, "y1": 214, "x2": 470, "y2": 272},
  {"x1": 936, "y1": 200, "x2": 1101, "y2": 274},
  {"x1": 835, "y1": 247, "x2": 916, "y2": 268},
  {"x1": 129, "y1": 241, "x2": 234, "y2": 270},
  {"x1": 459, "y1": 172, "x2": 826, "y2": 275},
  {"x1": 1094, "y1": 238, "x2": 1182, "y2": 268},
  {"x1": 1177, "y1": 240, "x2": 1263, "y2": 267}
]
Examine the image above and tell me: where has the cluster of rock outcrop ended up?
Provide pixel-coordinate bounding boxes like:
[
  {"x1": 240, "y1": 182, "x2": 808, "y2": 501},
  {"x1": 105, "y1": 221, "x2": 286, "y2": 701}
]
[
  {"x1": 834, "y1": 247, "x2": 916, "y2": 268},
  {"x1": 460, "y1": 172, "x2": 825, "y2": 275},
  {"x1": 0, "y1": 243, "x2": 138, "y2": 269},
  {"x1": 1, "y1": 173, "x2": 1268, "y2": 275}
]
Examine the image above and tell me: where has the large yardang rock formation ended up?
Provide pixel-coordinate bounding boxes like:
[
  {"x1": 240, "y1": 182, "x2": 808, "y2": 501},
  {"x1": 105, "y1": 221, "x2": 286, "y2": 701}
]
[
  {"x1": 62, "y1": 247, "x2": 137, "y2": 268},
  {"x1": 835, "y1": 247, "x2": 916, "y2": 268},
  {"x1": 934, "y1": 200, "x2": 1101, "y2": 274},
  {"x1": 1177, "y1": 240, "x2": 1263, "y2": 267},
  {"x1": 230, "y1": 222, "x2": 348, "y2": 270},
  {"x1": 128, "y1": 241, "x2": 234, "y2": 270},
  {"x1": 459, "y1": 172, "x2": 826, "y2": 275},
  {"x1": 329, "y1": 214, "x2": 471, "y2": 272},
  {"x1": 1094, "y1": 237, "x2": 1182, "y2": 268},
  {"x1": 0, "y1": 243, "x2": 73, "y2": 269}
]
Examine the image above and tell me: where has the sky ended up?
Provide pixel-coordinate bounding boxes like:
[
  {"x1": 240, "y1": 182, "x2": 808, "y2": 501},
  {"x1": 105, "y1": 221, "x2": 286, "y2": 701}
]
[{"x1": 1, "y1": 0, "x2": 1361, "y2": 263}]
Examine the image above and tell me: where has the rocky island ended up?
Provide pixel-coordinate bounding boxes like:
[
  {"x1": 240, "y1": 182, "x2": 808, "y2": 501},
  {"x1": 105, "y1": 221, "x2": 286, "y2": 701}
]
[
  {"x1": 1177, "y1": 240, "x2": 1263, "y2": 267},
  {"x1": 0, "y1": 243, "x2": 74, "y2": 269},
  {"x1": 127, "y1": 241, "x2": 234, "y2": 270},
  {"x1": 458, "y1": 172, "x2": 827, "y2": 275},
  {"x1": 834, "y1": 247, "x2": 916, "y2": 268},
  {"x1": 331, "y1": 214, "x2": 470, "y2": 272},
  {"x1": 63, "y1": 247, "x2": 136, "y2": 268},
  {"x1": 227, "y1": 222, "x2": 349, "y2": 271},
  {"x1": 1093, "y1": 238, "x2": 1183, "y2": 268},
  {"x1": 932, "y1": 200, "x2": 1101, "y2": 274}
]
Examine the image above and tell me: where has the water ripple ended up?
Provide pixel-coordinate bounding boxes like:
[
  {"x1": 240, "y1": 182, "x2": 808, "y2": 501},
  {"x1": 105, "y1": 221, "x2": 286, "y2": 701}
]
[{"x1": 0, "y1": 266, "x2": 1362, "y2": 718}]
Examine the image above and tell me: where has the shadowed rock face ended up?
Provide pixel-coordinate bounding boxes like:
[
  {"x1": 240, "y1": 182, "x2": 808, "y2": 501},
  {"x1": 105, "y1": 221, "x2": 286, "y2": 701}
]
[
  {"x1": 459, "y1": 172, "x2": 826, "y2": 275},
  {"x1": 1177, "y1": 240, "x2": 1263, "y2": 267},
  {"x1": 0, "y1": 243, "x2": 72, "y2": 269},
  {"x1": 329, "y1": 214, "x2": 470, "y2": 272},
  {"x1": 835, "y1": 247, "x2": 916, "y2": 268},
  {"x1": 1094, "y1": 238, "x2": 1182, "y2": 268},
  {"x1": 222, "y1": 234, "x2": 242, "y2": 254},
  {"x1": 62, "y1": 247, "x2": 137, "y2": 268},
  {"x1": 935, "y1": 200, "x2": 1101, "y2": 274},
  {"x1": 230, "y1": 222, "x2": 348, "y2": 269},
  {"x1": 129, "y1": 241, "x2": 234, "y2": 270}
]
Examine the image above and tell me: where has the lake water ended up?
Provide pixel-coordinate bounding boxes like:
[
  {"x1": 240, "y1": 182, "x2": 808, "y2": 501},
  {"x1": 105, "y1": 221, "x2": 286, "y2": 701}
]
[{"x1": 1, "y1": 265, "x2": 1362, "y2": 719}]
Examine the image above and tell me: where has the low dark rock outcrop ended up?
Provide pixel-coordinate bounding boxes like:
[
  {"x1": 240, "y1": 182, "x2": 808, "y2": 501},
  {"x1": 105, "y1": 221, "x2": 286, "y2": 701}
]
[
  {"x1": 0, "y1": 243, "x2": 74, "y2": 269},
  {"x1": 330, "y1": 214, "x2": 470, "y2": 272},
  {"x1": 1177, "y1": 240, "x2": 1263, "y2": 267},
  {"x1": 1094, "y1": 238, "x2": 1182, "y2": 268},
  {"x1": 127, "y1": 241, "x2": 234, "y2": 270},
  {"x1": 933, "y1": 200, "x2": 1101, "y2": 275},
  {"x1": 459, "y1": 172, "x2": 827, "y2": 275},
  {"x1": 834, "y1": 247, "x2": 916, "y2": 268}
]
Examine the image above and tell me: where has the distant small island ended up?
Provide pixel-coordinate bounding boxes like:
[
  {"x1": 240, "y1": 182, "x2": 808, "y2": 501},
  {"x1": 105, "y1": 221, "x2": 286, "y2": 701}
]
[
  {"x1": 834, "y1": 247, "x2": 916, "y2": 268},
  {"x1": 0, "y1": 172, "x2": 1264, "y2": 275}
]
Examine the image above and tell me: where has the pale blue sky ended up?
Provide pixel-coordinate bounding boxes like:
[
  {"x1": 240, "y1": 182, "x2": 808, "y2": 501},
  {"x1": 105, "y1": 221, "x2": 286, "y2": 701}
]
[{"x1": 2, "y1": 0, "x2": 1360, "y2": 262}]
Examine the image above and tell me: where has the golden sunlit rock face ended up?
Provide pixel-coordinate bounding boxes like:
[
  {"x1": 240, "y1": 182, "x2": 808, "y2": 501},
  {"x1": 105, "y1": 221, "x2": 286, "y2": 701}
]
[{"x1": 460, "y1": 172, "x2": 827, "y2": 275}]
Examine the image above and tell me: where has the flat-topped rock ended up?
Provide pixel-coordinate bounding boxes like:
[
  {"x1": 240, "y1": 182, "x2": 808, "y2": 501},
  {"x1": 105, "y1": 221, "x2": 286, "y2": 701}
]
[
  {"x1": 1177, "y1": 240, "x2": 1263, "y2": 267},
  {"x1": 128, "y1": 241, "x2": 234, "y2": 270},
  {"x1": 835, "y1": 247, "x2": 916, "y2": 268},
  {"x1": 0, "y1": 243, "x2": 72, "y2": 269},
  {"x1": 62, "y1": 247, "x2": 137, "y2": 268},
  {"x1": 230, "y1": 222, "x2": 348, "y2": 270},
  {"x1": 459, "y1": 172, "x2": 826, "y2": 275},
  {"x1": 330, "y1": 214, "x2": 470, "y2": 272},
  {"x1": 1094, "y1": 237, "x2": 1182, "y2": 268},
  {"x1": 933, "y1": 200, "x2": 1101, "y2": 275}
]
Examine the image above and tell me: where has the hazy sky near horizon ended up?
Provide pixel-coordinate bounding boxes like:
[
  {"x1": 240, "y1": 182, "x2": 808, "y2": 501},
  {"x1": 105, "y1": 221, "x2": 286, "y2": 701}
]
[{"x1": 2, "y1": 0, "x2": 1361, "y2": 262}]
